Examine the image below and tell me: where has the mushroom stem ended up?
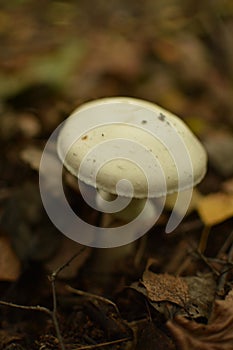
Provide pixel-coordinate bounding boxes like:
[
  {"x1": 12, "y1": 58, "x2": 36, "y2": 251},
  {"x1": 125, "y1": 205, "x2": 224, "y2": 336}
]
[
  {"x1": 96, "y1": 189, "x2": 156, "y2": 224},
  {"x1": 93, "y1": 190, "x2": 157, "y2": 285}
]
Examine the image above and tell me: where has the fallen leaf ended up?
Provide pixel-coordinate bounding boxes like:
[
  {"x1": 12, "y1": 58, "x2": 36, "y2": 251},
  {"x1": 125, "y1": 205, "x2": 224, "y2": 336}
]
[
  {"x1": 167, "y1": 292, "x2": 233, "y2": 350},
  {"x1": 134, "y1": 268, "x2": 215, "y2": 320},
  {"x1": 184, "y1": 274, "x2": 216, "y2": 319},
  {"x1": 0, "y1": 236, "x2": 21, "y2": 281},
  {"x1": 142, "y1": 269, "x2": 189, "y2": 307},
  {"x1": 197, "y1": 192, "x2": 233, "y2": 226}
]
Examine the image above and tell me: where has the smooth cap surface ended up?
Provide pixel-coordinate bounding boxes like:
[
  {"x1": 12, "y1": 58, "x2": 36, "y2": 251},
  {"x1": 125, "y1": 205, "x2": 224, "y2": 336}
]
[{"x1": 57, "y1": 97, "x2": 207, "y2": 198}]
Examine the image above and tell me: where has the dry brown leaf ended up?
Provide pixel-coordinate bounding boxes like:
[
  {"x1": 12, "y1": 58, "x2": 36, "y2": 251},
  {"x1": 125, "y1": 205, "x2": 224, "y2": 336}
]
[
  {"x1": 197, "y1": 192, "x2": 233, "y2": 226},
  {"x1": 184, "y1": 274, "x2": 216, "y2": 319},
  {"x1": 138, "y1": 268, "x2": 215, "y2": 320},
  {"x1": 0, "y1": 236, "x2": 21, "y2": 281},
  {"x1": 142, "y1": 270, "x2": 189, "y2": 307},
  {"x1": 167, "y1": 294, "x2": 233, "y2": 350}
]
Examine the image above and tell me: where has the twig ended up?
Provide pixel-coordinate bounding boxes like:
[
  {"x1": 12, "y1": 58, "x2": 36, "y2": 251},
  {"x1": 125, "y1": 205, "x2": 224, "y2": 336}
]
[
  {"x1": 193, "y1": 250, "x2": 220, "y2": 276},
  {"x1": 51, "y1": 247, "x2": 86, "y2": 279},
  {"x1": 198, "y1": 226, "x2": 211, "y2": 253},
  {"x1": 49, "y1": 278, "x2": 65, "y2": 350},
  {"x1": 217, "y1": 230, "x2": 233, "y2": 258},
  {"x1": 49, "y1": 248, "x2": 86, "y2": 350},
  {"x1": 66, "y1": 285, "x2": 120, "y2": 315},
  {"x1": 206, "y1": 257, "x2": 233, "y2": 265},
  {"x1": 0, "y1": 300, "x2": 51, "y2": 316},
  {"x1": 73, "y1": 337, "x2": 131, "y2": 350},
  {"x1": 216, "y1": 236, "x2": 233, "y2": 297}
]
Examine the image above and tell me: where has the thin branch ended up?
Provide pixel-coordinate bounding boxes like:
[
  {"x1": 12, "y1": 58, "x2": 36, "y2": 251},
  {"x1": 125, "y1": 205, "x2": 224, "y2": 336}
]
[
  {"x1": 193, "y1": 250, "x2": 220, "y2": 276},
  {"x1": 216, "y1": 238, "x2": 233, "y2": 297},
  {"x1": 206, "y1": 257, "x2": 232, "y2": 265},
  {"x1": 50, "y1": 279, "x2": 65, "y2": 350},
  {"x1": 0, "y1": 300, "x2": 51, "y2": 316},
  {"x1": 73, "y1": 337, "x2": 131, "y2": 350},
  {"x1": 198, "y1": 226, "x2": 211, "y2": 253},
  {"x1": 48, "y1": 248, "x2": 87, "y2": 350},
  {"x1": 66, "y1": 285, "x2": 120, "y2": 315},
  {"x1": 51, "y1": 247, "x2": 86, "y2": 280},
  {"x1": 217, "y1": 230, "x2": 233, "y2": 258}
]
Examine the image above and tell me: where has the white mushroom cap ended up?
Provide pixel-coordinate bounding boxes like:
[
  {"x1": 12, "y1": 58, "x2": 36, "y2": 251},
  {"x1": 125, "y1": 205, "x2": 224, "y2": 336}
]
[{"x1": 57, "y1": 97, "x2": 207, "y2": 199}]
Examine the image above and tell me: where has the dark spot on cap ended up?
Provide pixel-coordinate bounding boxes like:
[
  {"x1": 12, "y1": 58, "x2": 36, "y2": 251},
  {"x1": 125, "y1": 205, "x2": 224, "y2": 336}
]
[
  {"x1": 81, "y1": 135, "x2": 88, "y2": 140},
  {"x1": 141, "y1": 120, "x2": 147, "y2": 124},
  {"x1": 158, "y1": 113, "x2": 166, "y2": 121},
  {"x1": 101, "y1": 133, "x2": 105, "y2": 136}
]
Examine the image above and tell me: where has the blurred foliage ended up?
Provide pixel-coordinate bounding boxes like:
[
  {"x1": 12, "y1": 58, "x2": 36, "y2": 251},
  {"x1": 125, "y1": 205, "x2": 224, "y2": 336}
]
[{"x1": 0, "y1": 0, "x2": 233, "y2": 130}]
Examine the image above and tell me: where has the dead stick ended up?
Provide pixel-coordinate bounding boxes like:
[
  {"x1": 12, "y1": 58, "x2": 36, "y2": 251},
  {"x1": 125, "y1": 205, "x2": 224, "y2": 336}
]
[
  {"x1": 66, "y1": 285, "x2": 120, "y2": 314},
  {"x1": 73, "y1": 337, "x2": 131, "y2": 350},
  {"x1": 49, "y1": 247, "x2": 87, "y2": 350},
  {"x1": 0, "y1": 300, "x2": 51, "y2": 316}
]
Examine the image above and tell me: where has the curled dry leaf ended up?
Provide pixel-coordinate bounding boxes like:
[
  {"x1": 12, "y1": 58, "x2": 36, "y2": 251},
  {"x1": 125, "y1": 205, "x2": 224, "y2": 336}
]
[{"x1": 167, "y1": 293, "x2": 233, "y2": 350}]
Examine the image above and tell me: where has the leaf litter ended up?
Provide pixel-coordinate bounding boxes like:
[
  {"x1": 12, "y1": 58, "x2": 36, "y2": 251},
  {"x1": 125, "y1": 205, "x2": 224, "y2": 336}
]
[{"x1": 0, "y1": 1, "x2": 233, "y2": 349}]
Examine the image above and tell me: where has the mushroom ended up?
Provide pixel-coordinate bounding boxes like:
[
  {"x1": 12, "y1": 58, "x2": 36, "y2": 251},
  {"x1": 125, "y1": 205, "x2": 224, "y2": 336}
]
[{"x1": 57, "y1": 97, "x2": 207, "y2": 277}]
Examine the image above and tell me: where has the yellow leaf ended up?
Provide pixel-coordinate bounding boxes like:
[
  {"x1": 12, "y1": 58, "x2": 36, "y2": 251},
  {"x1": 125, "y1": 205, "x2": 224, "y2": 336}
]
[{"x1": 197, "y1": 192, "x2": 233, "y2": 226}]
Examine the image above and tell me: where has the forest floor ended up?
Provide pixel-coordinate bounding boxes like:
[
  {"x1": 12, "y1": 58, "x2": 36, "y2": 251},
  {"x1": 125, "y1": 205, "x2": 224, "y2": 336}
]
[{"x1": 0, "y1": 1, "x2": 233, "y2": 349}]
